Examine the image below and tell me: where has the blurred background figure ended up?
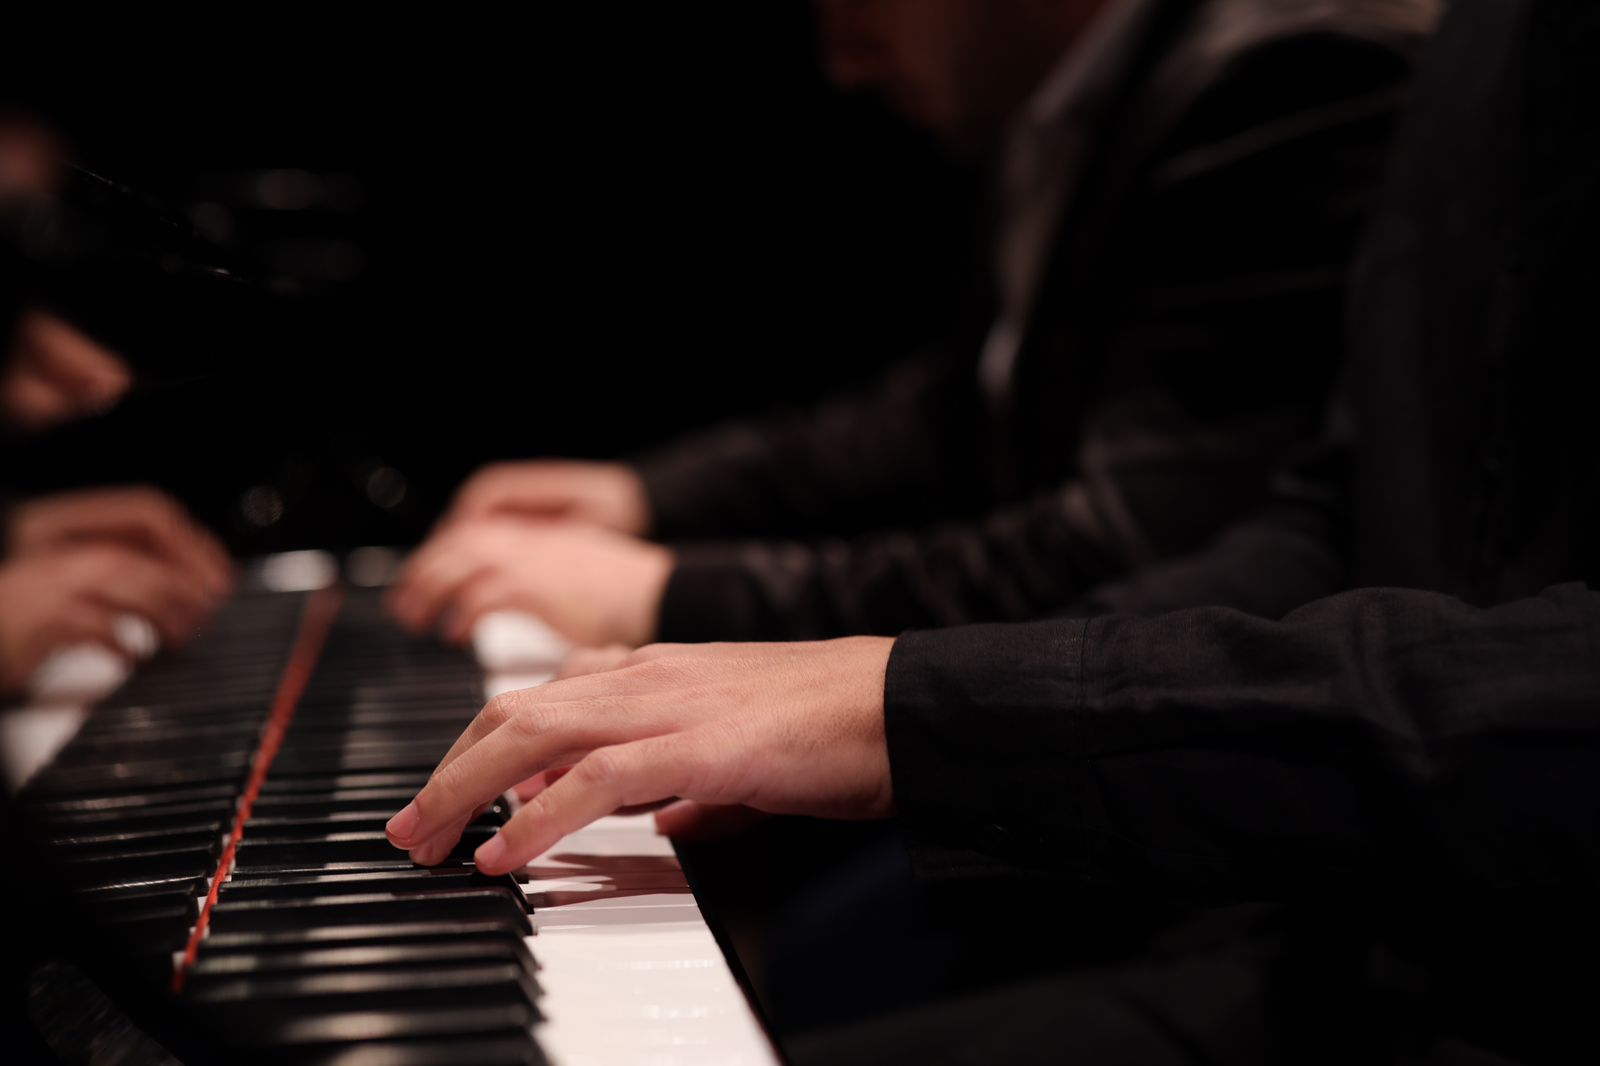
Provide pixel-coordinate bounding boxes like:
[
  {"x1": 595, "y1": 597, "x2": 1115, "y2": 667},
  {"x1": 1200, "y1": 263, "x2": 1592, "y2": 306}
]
[
  {"x1": 0, "y1": 100, "x2": 230, "y2": 695},
  {"x1": 393, "y1": 0, "x2": 1439, "y2": 649}
]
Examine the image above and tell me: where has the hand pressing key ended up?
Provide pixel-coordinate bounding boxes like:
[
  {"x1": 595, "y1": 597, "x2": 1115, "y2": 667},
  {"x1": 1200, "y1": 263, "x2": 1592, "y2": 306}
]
[{"x1": 384, "y1": 637, "x2": 896, "y2": 875}]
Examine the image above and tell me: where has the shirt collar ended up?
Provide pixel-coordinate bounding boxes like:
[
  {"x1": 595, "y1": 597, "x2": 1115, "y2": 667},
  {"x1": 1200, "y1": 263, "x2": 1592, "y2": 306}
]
[{"x1": 1020, "y1": 0, "x2": 1157, "y2": 136}]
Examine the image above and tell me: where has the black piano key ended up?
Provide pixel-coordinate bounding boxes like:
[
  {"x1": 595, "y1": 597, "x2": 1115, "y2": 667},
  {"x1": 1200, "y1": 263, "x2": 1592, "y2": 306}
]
[
  {"x1": 209, "y1": 1003, "x2": 539, "y2": 1047},
  {"x1": 265, "y1": 748, "x2": 462, "y2": 775},
  {"x1": 232, "y1": 827, "x2": 496, "y2": 867},
  {"x1": 259, "y1": 772, "x2": 433, "y2": 795},
  {"x1": 24, "y1": 586, "x2": 554, "y2": 1065},
  {"x1": 202, "y1": 919, "x2": 533, "y2": 954},
  {"x1": 26, "y1": 757, "x2": 251, "y2": 796},
  {"x1": 249, "y1": 789, "x2": 435, "y2": 816},
  {"x1": 77, "y1": 875, "x2": 209, "y2": 901},
  {"x1": 219, "y1": 867, "x2": 518, "y2": 901},
  {"x1": 188, "y1": 939, "x2": 538, "y2": 981},
  {"x1": 228, "y1": 858, "x2": 429, "y2": 878},
  {"x1": 241, "y1": 809, "x2": 504, "y2": 839},
  {"x1": 271, "y1": 1035, "x2": 543, "y2": 1066},
  {"x1": 206, "y1": 889, "x2": 531, "y2": 936},
  {"x1": 58, "y1": 843, "x2": 217, "y2": 885},
  {"x1": 184, "y1": 962, "x2": 541, "y2": 1018},
  {"x1": 42, "y1": 825, "x2": 227, "y2": 851},
  {"x1": 84, "y1": 889, "x2": 200, "y2": 927},
  {"x1": 24, "y1": 782, "x2": 242, "y2": 814},
  {"x1": 34, "y1": 797, "x2": 237, "y2": 831}
]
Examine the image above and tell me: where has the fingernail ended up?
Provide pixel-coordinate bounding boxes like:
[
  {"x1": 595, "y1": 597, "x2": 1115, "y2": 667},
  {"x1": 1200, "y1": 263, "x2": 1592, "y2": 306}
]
[
  {"x1": 386, "y1": 801, "x2": 420, "y2": 844},
  {"x1": 474, "y1": 833, "x2": 507, "y2": 872}
]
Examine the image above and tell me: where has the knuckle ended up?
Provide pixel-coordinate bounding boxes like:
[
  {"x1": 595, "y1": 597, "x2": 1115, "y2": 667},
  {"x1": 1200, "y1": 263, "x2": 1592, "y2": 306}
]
[
  {"x1": 579, "y1": 747, "x2": 630, "y2": 789},
  {"x1": 426, "y1": 759, "x2": 472, "y2": 809},
  {"x1": 480, "y1": 692, "x2": 520, "y2": 730},
  {"x1": 516, "y1": 791, "x2": 556, "y2": 830},
  {"x1": 509, "y1": 703, "x2": 561, "y2": 743},
  {"x1": 626, "y1": 656, "x2": 681, "y2": 685}
]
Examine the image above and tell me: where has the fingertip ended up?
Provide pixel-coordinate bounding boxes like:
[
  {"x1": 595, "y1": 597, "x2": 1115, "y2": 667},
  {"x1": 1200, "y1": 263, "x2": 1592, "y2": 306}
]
[
  {"x1": 385, "y1": 801, "x2": 421, "y2": 845},
  {"x1": 408, "y1": 840, "x2": 444, "y2": 867},
  {"x1": 473, "y1": 833, "x2": 509, "y2": 874}
]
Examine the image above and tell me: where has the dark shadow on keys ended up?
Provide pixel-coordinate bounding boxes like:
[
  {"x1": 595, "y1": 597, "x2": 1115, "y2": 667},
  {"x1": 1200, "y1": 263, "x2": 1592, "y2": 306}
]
[{"x1": 522, "y1": 853, "x2": 691, "y2": 909}]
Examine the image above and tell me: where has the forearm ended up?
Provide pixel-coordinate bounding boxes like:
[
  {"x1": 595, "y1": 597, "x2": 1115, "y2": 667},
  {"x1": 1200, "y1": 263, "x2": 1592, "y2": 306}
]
[
  {"x1": 655, "y1": 489, "x2": 1124, "y2": 642},
  {"x1": 655, "y1": 422, "x2": 1345, "y2": 643},
  {"x1": 886, "y1": 583, "x2": 1600, "y2": 912},
  {"x1": 633, "y1": 356, "x2": 983, "y2": 541}
]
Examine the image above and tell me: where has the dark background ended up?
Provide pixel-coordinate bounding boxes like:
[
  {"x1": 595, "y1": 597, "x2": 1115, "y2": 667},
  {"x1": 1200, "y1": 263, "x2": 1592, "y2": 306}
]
[{"x1": 4, "y1": 4, "x2": 978, "y2": 553}]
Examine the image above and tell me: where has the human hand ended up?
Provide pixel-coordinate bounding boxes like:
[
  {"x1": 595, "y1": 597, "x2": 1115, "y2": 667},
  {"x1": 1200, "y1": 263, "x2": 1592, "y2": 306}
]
[
  {"x1": 0, "y1": 114, "x2": 64, "y2": 201},
  {"x1": 552, "y1": 644, "x2": 772, "y2": 840},
  {"x1": 384, "y1": 637, "x2": 896, "y2": 874},
  {"x1": 441, "y1": 460, "x2": 652, "y2": 537},
  {"x1": 388, "y1": 519, "x2": 673, "y2": 647},
  {"x1": 7, "y1": 486, "x2": 233, "y2": 597},
  {"x1": 0, "y1": 545, "x2": 225, "y2": 694},
  {"x1": 0, "y1": 311, "x2": 132, "y2": 434}
]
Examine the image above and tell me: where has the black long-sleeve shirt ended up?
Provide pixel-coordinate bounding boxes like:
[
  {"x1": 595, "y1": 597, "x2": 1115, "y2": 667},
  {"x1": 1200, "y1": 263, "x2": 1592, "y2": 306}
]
[
  {"x1": 889, "y1": 0, "x2": 1600, "y2": 902},
  {"x1": 883, "y1": 2, "x2": 1600, "y2": 1058}
]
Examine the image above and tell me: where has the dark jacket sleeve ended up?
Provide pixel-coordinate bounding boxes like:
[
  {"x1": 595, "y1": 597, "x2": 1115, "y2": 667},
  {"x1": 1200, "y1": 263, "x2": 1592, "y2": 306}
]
[
  {"x1": 634, "y1": 354, "x2": 988, "y2": 542},
  {"x1": 659, "y1": 428, "x2": 1335, "y2": 641},
  {"x1": 1066, "y1": 431, "x2": 1353, "y2": 620},
  {"x1": 653, "y1": 42, "x2": 1406, "y2": 642},
  {"x1": 884, "y1": 582, "x2": 1600, "y2": 913}
]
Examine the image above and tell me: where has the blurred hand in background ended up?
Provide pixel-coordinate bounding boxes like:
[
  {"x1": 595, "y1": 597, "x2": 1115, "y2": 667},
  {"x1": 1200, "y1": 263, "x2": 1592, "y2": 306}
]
[
  {"x1": 439, "y1": 460, "x2": 652, "y2": 537},
  {"x1": 388, "y1": 517, "x2": 671, "y2": 648},
  {"x1": 0, "y1": 112, "x2": 63, "y2": 202},
  {"x1": 5, "y1": 485, "x2": 233, "y2": 595},
  {"x1": 0, "y1": 542, "x2": 220, "y2": 695},
  {"x1": 0, "y1": 310, "x2": 132, "y2": 434}
]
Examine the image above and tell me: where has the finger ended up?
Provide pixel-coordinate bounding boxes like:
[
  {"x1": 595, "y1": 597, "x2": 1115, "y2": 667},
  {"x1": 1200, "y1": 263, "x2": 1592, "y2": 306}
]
[
  {"x1": 24, "y1": 314, "x2": 132, "y2": 408},
  {"x1": 440, "y1": 571, "x2": 514, "y2": 646},
  {"x1": 386, "y1": 701, "x2": 615, "y2": 849},
  {"x1": 555, "y1": 645, "x2": 634, "y2": 680},
  {"x1": 188, "y1": 522, "x2": 236, "y2": 597},
  {"x1": 392, "y1": 547, "x2": 491, "y2": 634},
  {"x1": 8, "y1": 602, "x2": 124, "y2": 688},
  {"x1": 653, "y1": 801, "x2": 770, "y2": 842},
  {"x1": 425, "y1": 666, "x2": 666, "y2": 786},
  {"x1": 83, "y1": 554, "x2": 213, "y2": 646},
  {"x1": 388, "y1": 529, "x2": 465, "y2": 603},
  {"x1": 152, "y1": 505, "x2": 234, "y2": 597},
  {"x1": 388, "y1": 533, "x2": 471, "y2": 624},
  {"x1": 45, "y1": 602, "x2": 130, "y2": 666},
  {"x1": 445, "y1": 467, "x2": 544, "y2": 524},
  {"x1": 475, "y1": 737, "x2": 697, "y2": 875},
  {"x1": 0, "y1": 367, "x2": 75, "y2": 432},
  {"x1": 90, "y1": 492, "x2": 233, "y2": 596},
  {"x1": 408, "y1": 810, "x2": 473, "y2": 867},
  {"x1": 513, "y1": 766, "x2": 572, "y2": 802}
]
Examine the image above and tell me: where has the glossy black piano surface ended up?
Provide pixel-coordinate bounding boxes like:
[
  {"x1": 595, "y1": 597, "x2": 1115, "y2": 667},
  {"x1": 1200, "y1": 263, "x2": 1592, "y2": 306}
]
[{"x1": 14, "y1": 586, "x2": 547, "y2": 1066}]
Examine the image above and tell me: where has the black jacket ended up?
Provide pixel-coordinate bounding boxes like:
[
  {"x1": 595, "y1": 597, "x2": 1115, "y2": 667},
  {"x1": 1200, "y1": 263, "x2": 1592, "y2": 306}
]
[
  {"x1": 640, "y1": 0, "x2": 1437, "y2": 641},
  {"x1": 886, "y1": 1, "x2": 1600, "y2": 1059}
]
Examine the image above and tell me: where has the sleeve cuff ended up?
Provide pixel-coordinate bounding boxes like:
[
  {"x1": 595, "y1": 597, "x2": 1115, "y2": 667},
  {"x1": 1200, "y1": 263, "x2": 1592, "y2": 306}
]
[
  {"x1": 883, "y1": 620, "x2": 1093, "y2": 881},
  {"x1": 631, "y1": 452, "x2": 699, "y2": 542}
]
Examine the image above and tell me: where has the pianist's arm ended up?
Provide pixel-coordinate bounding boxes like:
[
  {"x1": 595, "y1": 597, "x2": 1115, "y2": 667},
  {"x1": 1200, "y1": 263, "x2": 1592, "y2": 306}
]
[{"x1": 388, "y1": 579, "x2": 1600, "y2": 911}]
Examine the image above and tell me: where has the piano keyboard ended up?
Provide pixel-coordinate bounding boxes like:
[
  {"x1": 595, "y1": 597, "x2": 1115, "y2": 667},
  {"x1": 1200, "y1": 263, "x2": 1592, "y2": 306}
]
[{"x1": 7, "y1": 565, "x2": 777, "y2": 1065}]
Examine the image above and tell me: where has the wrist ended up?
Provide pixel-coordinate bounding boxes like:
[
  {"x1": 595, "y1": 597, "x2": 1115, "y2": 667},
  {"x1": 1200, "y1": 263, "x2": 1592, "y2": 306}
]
[
  {"x1": 614, "y1": 542, "x2": 675, "y2": 646},
  {"x1": 611, "y1": 466, "x2": 653, "y2": 538}
]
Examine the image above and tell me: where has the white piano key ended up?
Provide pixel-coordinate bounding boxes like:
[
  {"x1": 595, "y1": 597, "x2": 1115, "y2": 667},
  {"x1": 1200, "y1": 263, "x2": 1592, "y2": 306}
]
[
  {"x1": 0, "y1": 702, "x2": 92, "y2": 792},
  {"x1": 254, "y1": 549, "x2": 339, "y2": 591},
  {"x1": 475, "y1": 610, "x2": 572, "y2": 674}
]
